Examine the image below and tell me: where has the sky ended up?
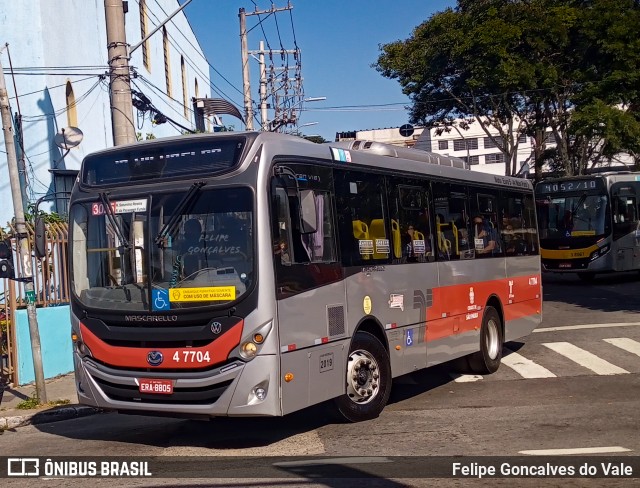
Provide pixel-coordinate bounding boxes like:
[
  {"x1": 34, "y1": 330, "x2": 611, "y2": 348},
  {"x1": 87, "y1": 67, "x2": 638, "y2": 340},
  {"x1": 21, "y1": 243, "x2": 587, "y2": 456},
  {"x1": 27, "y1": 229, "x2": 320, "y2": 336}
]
[{"x1": 181, "y1": 0, "x2": 456, "y2": 141}]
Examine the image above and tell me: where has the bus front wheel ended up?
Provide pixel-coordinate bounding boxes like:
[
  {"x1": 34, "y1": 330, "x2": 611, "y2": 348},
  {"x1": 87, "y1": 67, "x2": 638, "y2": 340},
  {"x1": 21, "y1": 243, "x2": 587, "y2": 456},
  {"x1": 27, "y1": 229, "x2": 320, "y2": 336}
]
[
  {"x1": 334, "y1": 331, "x2": 391, "y2": 423},
  {"x1": 467, "y1": 306, "x2": 503, "y2": 375}
]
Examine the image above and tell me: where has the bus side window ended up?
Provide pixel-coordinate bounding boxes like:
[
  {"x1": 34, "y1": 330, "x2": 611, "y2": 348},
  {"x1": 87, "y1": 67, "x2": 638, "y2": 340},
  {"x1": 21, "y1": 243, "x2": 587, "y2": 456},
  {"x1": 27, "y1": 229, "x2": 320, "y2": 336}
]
[
  {"x1": 612, "y1": 192, "x2": 637, "y2": 240},
  {"x1": 336, "y1": 170, "x2": 389, "y2": 265}
]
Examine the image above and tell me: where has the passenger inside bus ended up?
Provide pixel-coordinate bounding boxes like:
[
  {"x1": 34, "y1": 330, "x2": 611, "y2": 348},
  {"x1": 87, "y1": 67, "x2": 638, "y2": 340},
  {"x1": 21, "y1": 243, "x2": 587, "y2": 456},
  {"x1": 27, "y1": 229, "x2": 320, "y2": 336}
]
[
  {"x1": 403, "y1": 225, "x2": 419, "y2": 262},
  {"x1": 473, "y1": 214, "x2": 499, "y2": 256},
  {"x1": 274, "y1": 240, "x2": 292, "y2": 266}
]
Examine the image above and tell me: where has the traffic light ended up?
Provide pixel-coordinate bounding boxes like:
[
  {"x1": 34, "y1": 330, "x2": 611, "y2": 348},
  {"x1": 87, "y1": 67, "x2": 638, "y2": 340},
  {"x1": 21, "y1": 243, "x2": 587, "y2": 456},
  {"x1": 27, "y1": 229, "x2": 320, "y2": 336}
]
[{"x1": 0, "y1": 239, "x2": 15, "y2": 279}]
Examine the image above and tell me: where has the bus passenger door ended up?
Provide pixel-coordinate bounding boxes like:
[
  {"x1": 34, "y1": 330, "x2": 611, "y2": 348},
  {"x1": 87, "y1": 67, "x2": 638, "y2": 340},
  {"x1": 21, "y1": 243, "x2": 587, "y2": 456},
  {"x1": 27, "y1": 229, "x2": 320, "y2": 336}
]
[{"x1": 271, "y1": 167, "x2": 346, "y2": 415}]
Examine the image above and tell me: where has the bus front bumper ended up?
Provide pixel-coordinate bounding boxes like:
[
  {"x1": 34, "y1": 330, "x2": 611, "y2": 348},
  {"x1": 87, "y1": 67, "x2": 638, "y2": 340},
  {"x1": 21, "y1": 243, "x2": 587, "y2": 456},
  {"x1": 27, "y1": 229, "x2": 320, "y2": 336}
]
[{"x1": 74, "y1": 352, "x2": 281, "y2": 418}]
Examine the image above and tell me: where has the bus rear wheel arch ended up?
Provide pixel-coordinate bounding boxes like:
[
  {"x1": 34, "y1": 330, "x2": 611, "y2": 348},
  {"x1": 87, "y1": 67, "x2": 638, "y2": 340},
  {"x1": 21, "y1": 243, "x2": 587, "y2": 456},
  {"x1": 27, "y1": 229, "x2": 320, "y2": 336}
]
[{"x1": 334, "y1": 331, "x2": 391, "y2": 422}]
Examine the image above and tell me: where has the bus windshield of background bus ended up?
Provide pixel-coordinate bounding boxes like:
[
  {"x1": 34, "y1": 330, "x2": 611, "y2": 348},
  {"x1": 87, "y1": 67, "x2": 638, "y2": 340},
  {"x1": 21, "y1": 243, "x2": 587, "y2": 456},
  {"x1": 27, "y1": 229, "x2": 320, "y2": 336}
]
[
  {"x1": 536, "y1": 192, "x2": 609, "y2": 239},
  {"x1": 70, "y1": 187, "x2": 253, "y2": 311}
]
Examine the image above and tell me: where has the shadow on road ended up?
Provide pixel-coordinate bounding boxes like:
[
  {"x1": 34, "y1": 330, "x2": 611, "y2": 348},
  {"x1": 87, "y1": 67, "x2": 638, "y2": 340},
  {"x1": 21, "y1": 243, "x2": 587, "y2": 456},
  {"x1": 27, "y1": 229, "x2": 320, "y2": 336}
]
[
  {"x1": 542, "y1": 271, "x2": 640, "y2": 314},
  {"x1": 34, "y1": 365, "x2": 469, "y2": 451}
]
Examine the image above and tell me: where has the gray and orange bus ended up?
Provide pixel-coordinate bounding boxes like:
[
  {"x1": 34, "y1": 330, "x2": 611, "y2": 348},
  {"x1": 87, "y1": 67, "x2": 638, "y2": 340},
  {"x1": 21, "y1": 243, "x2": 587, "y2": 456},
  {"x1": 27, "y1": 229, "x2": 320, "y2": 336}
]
[{"x1": 63, "y1": 132, "x2": 542, "y2": 422}]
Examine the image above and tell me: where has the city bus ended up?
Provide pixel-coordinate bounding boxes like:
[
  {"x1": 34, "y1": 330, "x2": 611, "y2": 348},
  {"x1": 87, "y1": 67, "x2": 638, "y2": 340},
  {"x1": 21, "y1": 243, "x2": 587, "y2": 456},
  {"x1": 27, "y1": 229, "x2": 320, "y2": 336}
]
[
  {"x1": 59, "y1": 132, "x2": 542, "y2": 422},
  {"x1": 535, "y1": 172, "x2": 640, "y2": 281}
]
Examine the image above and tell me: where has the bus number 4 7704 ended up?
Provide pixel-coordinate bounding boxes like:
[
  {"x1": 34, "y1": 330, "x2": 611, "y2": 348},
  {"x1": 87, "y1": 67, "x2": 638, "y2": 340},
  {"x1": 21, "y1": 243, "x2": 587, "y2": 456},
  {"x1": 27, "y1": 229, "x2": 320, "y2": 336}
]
[{"x1": 173, "y1": 351, "x2": 211, "y2": 363}]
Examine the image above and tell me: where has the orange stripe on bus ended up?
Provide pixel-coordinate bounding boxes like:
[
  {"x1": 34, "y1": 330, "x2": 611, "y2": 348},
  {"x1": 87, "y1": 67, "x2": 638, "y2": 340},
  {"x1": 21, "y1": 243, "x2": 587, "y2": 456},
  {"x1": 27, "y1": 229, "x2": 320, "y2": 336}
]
[
  {"x1": 79, "y1": 321, "x2": 243, "y2": 369},
  {"x1": 422, "y1": 274, "x2": 541, "y2": 342}
]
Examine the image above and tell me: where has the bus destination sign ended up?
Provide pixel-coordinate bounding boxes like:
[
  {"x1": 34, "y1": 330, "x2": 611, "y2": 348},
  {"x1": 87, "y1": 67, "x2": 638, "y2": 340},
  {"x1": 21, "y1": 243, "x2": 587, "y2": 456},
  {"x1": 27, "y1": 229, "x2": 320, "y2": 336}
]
[{"x1": 536, "y1": 178, "x2": 604, "y2": 194}]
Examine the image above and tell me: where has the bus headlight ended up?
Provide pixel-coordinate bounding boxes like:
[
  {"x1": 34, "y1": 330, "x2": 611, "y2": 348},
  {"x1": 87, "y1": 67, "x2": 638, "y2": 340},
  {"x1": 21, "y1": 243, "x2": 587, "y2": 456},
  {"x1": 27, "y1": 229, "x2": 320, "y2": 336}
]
[
  {"x1": 240, "y1": 342, "x2": 258, "y2": 359},
  {"x1": 590, "y1": 245, "x2": 610, "y2": 261},
  {"x1": 236, "y1": 321, "x2": 273, "y2": 361},
  {"x1": 248, "y1": 380, "x2": 269, "y2": 405},
  {"x1": 76, "y1": 341, "x2": 93, "y2": 358}
]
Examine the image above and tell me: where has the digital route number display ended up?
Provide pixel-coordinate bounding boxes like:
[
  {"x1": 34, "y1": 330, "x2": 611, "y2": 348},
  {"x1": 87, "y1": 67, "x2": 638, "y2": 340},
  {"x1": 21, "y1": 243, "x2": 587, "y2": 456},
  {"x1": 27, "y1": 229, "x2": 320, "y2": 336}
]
[{"x1": 536, "y1": 179, "x2": 604, "y2": 194}]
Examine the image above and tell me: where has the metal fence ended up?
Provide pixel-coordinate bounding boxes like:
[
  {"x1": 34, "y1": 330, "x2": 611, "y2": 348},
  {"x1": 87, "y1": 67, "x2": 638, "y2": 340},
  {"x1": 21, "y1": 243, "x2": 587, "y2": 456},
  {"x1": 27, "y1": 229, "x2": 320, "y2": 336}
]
[{"x1": 1, "y1": 222, "x2": 69, "y2": 385}]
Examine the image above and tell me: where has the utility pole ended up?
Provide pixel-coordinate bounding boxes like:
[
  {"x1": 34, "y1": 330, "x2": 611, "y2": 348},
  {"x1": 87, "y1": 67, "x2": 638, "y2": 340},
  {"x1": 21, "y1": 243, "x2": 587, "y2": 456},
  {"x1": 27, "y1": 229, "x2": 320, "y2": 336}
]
[
  {"x1": 239, "y1": 8, "x2": 254, "y2": 130},
  {"x1": 259, "y1": 40, "x2": 268, "y2": 130},
  {"x1": 240, "y1": 3, "x2": 294, "y2": 131},
  {"x1": 0, "y1": 51, "x2": 47, "y2": 402},
  {"x1": 104, "y1": 0, "x2": 136, "y2": 146}
]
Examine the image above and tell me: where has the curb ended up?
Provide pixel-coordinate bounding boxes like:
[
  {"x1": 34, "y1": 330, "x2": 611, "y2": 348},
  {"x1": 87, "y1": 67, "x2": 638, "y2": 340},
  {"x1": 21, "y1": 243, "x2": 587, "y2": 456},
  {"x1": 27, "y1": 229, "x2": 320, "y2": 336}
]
[{"x1": 0, "y1": 405, "x2": 100, "y2": 430}]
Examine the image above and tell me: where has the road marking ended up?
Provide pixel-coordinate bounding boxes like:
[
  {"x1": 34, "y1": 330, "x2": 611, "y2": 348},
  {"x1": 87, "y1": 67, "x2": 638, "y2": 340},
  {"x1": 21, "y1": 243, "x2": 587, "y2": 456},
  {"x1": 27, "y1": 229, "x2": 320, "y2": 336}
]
[
  {"x1": 604, "y1": 338, "x2": 640, "y2": 358},
  {"x1": 502, "y1": 351, "x2": 557, "y2": 378},
  {"x1": 452, "y1": 374, "x2": 484, "y2": 383},
  {"x1": 519, "y1": 446, "x2": 632, "y2": 455},
  {"x1": 543, "y1": 342, "x2": 629, "y2": 375},
  {"x1": 534, "y1": 322, "x2": 640, "y2": 333}
]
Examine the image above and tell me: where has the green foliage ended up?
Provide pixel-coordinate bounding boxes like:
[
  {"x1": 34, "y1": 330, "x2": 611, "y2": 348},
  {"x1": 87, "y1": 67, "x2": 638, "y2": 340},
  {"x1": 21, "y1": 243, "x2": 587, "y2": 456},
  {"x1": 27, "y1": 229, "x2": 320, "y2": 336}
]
[
  {"x1": 303, "y1": 135, "x2": 329, "y2": 144},
  {"x1": 25, "y1": 204, "x2": 65, "y2": 224},
  {"x1": 3, "y1": 205, "x2": 65, "y2": 233},
  {"x1": 16, "y1": 396, "x2": 71, "y2": 410},
  {"x1": 136, "y1": 132, "x2": 156, "y2": 141},
  {"x1": 287, "y1": 131, "x2": 329, "y2": 144},
  {"x1": 375, "y1": 0, "x2": 640, "y2": 176}
]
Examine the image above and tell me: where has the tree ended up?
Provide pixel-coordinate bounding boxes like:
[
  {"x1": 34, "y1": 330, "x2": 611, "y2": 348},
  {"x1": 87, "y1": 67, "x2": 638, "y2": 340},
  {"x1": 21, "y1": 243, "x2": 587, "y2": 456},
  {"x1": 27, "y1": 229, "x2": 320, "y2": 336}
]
[
  {"x1": 288, "y1": 131, "x2": 329, "y2": 144},
  {"x1": 375, "y1": 0, "x2": 640, "y2": 177},
  {"x1": 302, "y1": 134, "x2": 329, "y2": 144}
]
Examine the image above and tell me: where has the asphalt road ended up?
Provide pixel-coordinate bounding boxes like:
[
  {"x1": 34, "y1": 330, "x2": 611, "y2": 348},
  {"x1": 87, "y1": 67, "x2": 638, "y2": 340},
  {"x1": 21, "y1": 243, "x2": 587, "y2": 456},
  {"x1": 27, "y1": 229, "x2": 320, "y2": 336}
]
[{"x1": 2, "y1": 271, "x2": 640, "y2": 487}]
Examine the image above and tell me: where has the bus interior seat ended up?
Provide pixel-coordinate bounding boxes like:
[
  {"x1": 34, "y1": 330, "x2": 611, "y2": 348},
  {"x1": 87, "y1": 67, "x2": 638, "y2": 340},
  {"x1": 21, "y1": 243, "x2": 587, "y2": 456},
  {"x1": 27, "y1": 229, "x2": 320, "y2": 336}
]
[
  {"x1": 437, "y1": 231, "x2": 451, "y2": 257},
  {"x1": 438, "y1": 221, "x2": 456, "y2": 256},
  {"x1": 352, "y1": 220, "x2": 371, "y2": 260},
  {"x1": 451, "y1": 222, "x2": 460, "y2": 255},
  {"x1": 352, "y1": 220, "x2": 369, "y2": 240},
  {"x1": 369, "y1": 218, "x2": 388, "y2": 259},
  {"x1": 391, "y1": 219, "x2": 402, "y2": 258}
]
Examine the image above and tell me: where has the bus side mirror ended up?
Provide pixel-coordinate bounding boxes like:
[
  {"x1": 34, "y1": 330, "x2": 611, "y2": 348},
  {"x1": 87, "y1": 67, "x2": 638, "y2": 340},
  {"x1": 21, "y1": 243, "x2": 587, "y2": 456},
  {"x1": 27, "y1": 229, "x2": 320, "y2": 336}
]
[
  {"x1": 298, "y1": 189, "x2": 317, "y2": 234},
  {"x1": 34, "y1": 217, "x2": 47, "y2": 259}
]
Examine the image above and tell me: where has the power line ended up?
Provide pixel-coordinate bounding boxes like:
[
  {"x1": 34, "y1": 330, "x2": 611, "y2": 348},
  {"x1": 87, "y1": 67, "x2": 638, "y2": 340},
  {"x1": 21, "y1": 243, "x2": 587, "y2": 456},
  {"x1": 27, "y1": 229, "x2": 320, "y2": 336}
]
[
  {"x1": 133, "y1": 0, "x2": 246, "y2": 105},
  {"x1": 3, "y1": 75, "x2": 103, "y2": 101}
]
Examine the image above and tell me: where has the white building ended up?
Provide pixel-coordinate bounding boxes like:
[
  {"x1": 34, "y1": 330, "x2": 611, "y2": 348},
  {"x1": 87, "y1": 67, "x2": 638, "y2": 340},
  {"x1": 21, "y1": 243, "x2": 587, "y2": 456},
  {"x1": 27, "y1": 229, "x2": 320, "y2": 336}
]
[
  {"x1": 337, "y1": 121, "x2": 635, "y2": 176},
  {"x1": 337, "y1": 124, "x2": 532, "y2": 176},
  {"x1": 0, "y1": 0, "x2": 213, "y2": 225}
]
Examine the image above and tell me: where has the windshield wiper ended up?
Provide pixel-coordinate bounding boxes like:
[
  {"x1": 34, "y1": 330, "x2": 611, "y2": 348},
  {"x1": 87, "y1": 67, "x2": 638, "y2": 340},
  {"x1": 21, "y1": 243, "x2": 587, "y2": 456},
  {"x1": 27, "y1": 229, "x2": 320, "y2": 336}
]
[
  {"x1": 570, "y1": 193, "x2": 588, "y2": 216},
  {"x1": 99, "y1": 192, "x2": 131, "y2": 250},
  {"x1": 154, "y1": 181, "x2": 205, "y2": 248}
]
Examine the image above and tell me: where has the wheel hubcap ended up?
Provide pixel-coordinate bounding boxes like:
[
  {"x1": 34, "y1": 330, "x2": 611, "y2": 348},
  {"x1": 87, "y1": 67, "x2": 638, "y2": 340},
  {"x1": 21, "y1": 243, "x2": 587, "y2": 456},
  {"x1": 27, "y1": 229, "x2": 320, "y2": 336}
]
[
  {"x1": 486, "y1": 318, "x2": 500, "y2": 360},
  {"x1": 346, "y1": 349, "x2": 380, "y2": 404}
]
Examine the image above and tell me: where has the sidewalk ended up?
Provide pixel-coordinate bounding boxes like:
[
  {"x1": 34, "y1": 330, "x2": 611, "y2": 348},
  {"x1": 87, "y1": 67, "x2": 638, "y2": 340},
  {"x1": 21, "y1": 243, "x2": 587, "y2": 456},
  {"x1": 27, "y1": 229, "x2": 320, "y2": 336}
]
[{"x1": 0, "y1": 373, "x2": 99, "y2": 430}]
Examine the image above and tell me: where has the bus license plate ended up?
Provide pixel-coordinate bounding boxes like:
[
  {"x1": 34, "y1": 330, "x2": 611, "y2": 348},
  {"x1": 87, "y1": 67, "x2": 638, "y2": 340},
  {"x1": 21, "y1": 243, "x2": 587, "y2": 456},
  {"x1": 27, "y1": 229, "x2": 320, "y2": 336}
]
[
  {"x1": 559, "y1": 263, "x2": 572, "y2": 268},
  {"x1": 139, "y1": 378, "x2": 173, "y2": 395}
]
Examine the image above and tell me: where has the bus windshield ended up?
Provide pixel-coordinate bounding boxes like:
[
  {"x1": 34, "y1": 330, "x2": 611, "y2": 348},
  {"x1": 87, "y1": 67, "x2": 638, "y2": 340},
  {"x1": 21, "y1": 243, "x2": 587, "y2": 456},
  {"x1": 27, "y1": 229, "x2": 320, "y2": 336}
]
[
  {"x1": 536, "y1": 193, "x2": 609, "y2": 239},
  {"x1": 70, "y1": 186, "x2": 254, "y2": 311}
]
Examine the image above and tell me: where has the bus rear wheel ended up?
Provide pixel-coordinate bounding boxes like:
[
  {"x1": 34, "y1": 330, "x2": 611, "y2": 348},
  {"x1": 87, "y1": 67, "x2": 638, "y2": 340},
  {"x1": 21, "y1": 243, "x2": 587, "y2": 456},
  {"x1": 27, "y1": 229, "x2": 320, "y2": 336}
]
[
  {"x1": 334, "y1": 331, "x2": 391, "y2": 423},
  {"x1": 467, "y1": 306, "x2": 503, "y2": 375}
]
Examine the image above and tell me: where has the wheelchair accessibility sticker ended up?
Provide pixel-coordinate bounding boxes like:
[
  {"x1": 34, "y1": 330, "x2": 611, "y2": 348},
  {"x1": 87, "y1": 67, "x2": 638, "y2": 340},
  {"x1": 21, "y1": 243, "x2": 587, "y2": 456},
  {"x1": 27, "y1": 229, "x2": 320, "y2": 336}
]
[
  {"x1": 152, "y1": 289, "x2": 170, "y2": 311},
  {"x1": 405, "y1": 328, "x2": 414, "y2": 347}
]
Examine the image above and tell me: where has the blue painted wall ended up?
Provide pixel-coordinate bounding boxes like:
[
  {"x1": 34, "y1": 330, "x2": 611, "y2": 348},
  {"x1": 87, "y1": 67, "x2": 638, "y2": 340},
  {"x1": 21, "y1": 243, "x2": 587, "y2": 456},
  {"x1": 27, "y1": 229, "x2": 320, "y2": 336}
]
[
  {"x1": 15, "y1": 306, "x2": 73, "y2": 385},
  {"x1": 0, "y1": 0, "x2": 213, "y2": 226}
]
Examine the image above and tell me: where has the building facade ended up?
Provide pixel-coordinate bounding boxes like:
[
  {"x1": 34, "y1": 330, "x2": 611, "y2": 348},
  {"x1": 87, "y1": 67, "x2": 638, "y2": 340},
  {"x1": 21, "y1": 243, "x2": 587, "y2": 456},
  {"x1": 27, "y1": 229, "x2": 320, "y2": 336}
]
[
  {"x1": 337, "y1": 124, "x2": 532, "y2": 176},
  {"x1": 0, "y1": 0, "x2": 212, "y2": 225},
  {"x1": 337, "y1": 122, "x2": 634, "y2": 177}
]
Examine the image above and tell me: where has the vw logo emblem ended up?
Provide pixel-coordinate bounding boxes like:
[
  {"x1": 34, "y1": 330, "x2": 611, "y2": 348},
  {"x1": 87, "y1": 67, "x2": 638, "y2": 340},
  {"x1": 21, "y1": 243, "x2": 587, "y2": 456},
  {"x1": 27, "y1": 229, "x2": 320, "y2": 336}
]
[
  {"x1": 211, "y1": 322, "x2": 222, "y2": 335},
  {"x1": 147, "y1": 351, "x2": 164, "y2": 366}
]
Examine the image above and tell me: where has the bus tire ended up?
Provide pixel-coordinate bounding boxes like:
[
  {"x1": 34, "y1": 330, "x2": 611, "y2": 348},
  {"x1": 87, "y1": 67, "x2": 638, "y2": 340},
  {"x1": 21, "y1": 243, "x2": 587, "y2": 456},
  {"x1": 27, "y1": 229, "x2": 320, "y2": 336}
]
[
  {"x1": 334, "y1": 331, "x2": 391, "y2": 423},
  {"x1": 467, "y1": 306, "x2": 503, "y2": 375}
]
